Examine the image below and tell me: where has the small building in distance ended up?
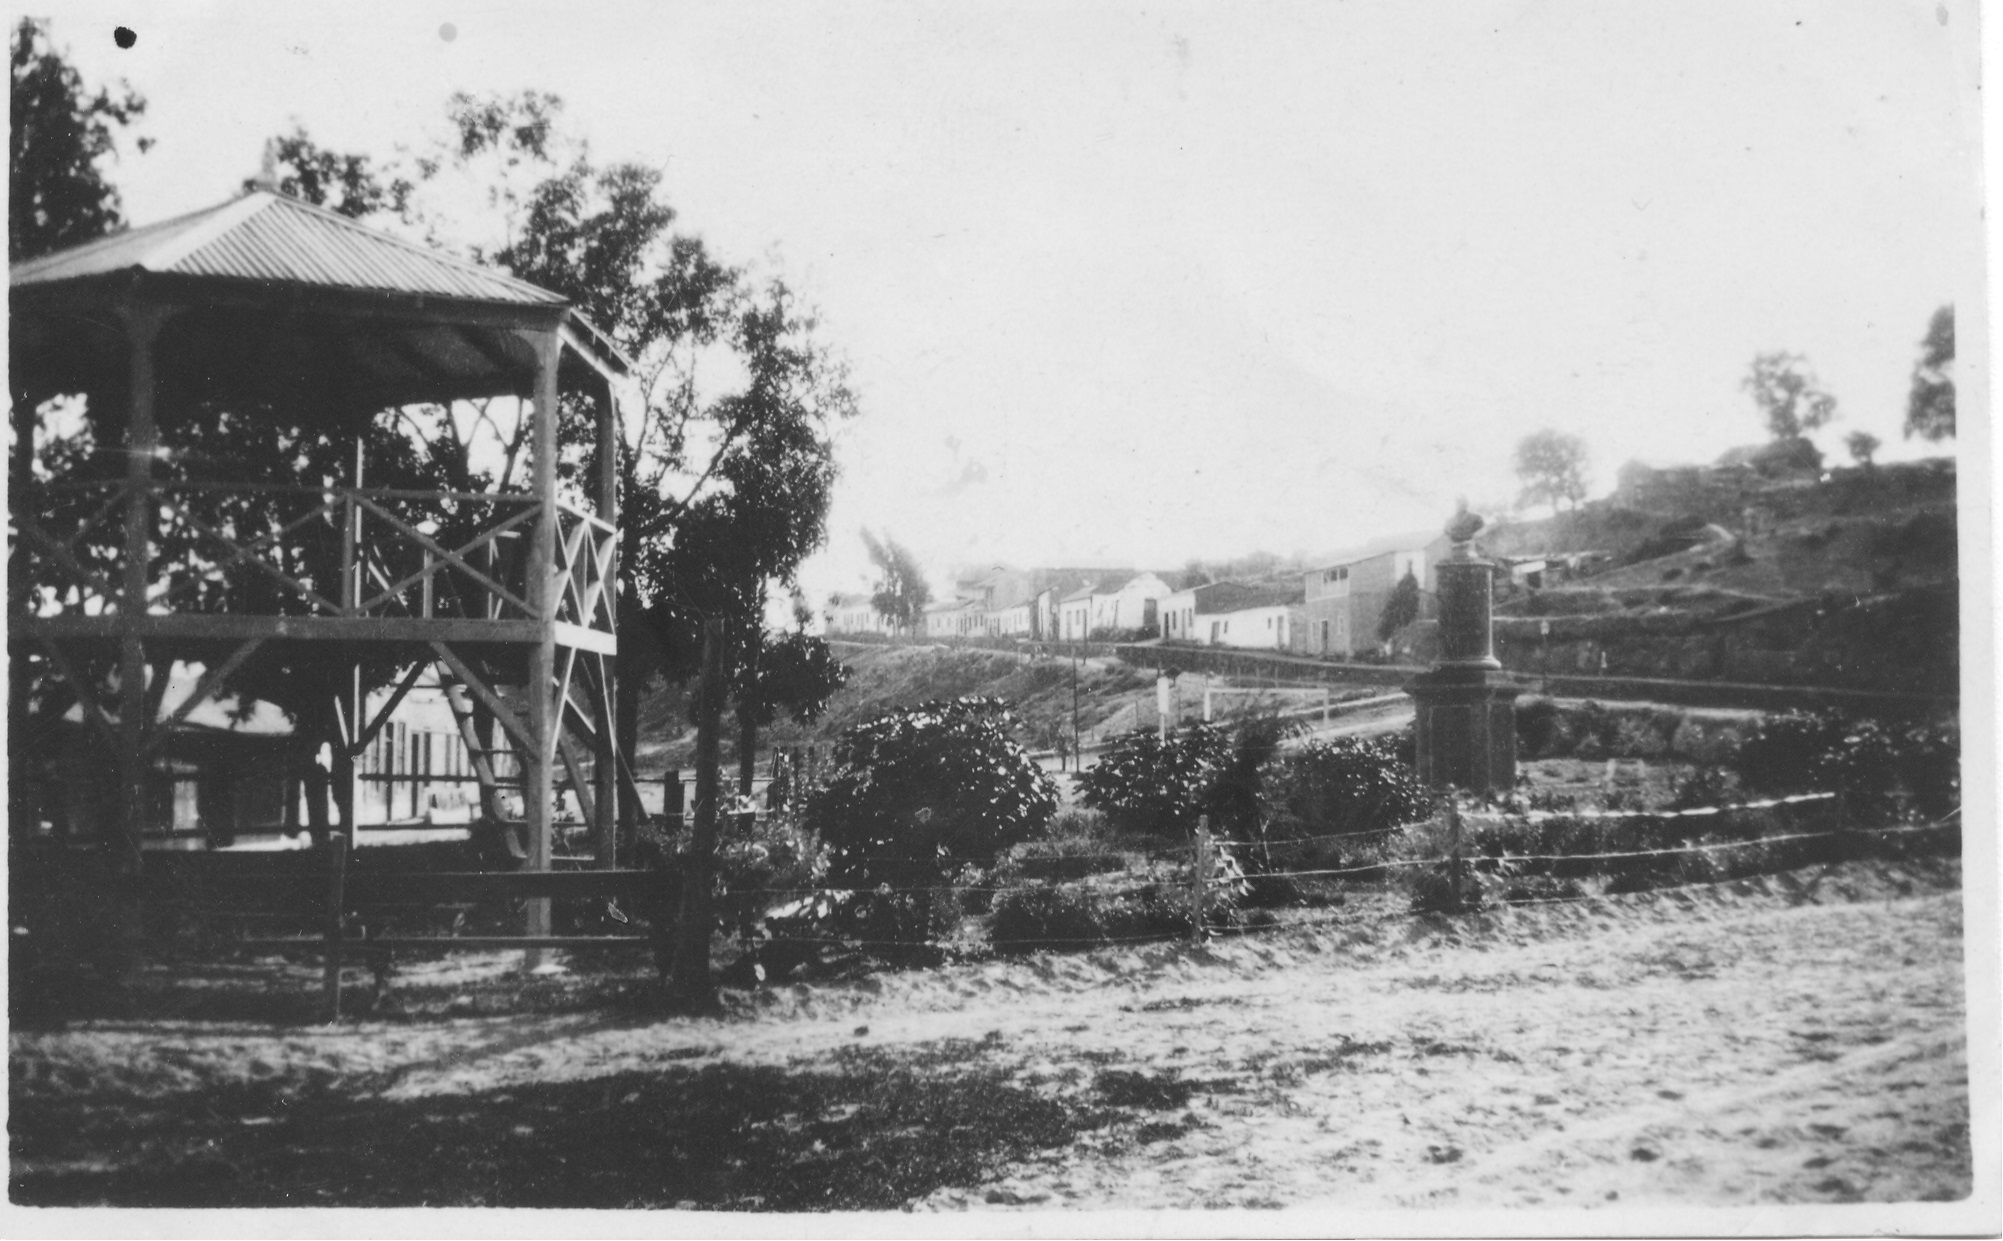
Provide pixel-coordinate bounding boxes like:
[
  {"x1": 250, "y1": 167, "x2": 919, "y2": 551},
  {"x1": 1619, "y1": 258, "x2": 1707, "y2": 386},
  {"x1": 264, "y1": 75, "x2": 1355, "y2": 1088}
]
[
  {"x1": 1170, "y1": 580, "x2": 1306, "y2": 650},
  {"x1": 1058, "y1": 583, "x2": 1096, "y2": 642},
  {"x1": 922, "y1": 597, "x2": 983, "y2": 639},
  {"x1": 824, "y1": 592, "x2": 894, "y2": 636},
  {"x1": 1301, "y1": 530, "x2": 1451, "y2": 658},
  {"x1": 1085, "y1": 571, "x2": 1173, "y2": 637}
]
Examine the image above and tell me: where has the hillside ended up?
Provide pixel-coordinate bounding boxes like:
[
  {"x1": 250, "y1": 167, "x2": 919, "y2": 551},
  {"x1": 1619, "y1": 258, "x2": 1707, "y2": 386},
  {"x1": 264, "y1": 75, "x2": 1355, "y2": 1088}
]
[{"x1": 1397, "y1": 458, "x2": 1961, "y2": 695}]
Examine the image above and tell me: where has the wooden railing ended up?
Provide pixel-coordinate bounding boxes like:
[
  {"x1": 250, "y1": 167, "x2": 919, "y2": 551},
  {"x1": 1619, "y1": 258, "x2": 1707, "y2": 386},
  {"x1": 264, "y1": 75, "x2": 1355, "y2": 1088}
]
[{"x1": 12, "y1": 478, "x2": 615, "y2": 638}]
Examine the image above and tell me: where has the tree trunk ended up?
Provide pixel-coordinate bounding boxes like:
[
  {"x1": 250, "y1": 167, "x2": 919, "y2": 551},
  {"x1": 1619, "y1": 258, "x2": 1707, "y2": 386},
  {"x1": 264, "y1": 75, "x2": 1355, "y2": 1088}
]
[{"x1": 670, "y1": 618, "x2": 726, "y2": 1013}]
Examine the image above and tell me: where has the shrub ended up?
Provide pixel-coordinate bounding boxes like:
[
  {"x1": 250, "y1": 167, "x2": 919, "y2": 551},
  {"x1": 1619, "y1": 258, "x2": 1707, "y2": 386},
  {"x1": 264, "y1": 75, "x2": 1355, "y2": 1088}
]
[
  {"x1": 1205, "y1": 715, "x2": 1290, "y2": 848},
  {"x1": 1077, "y1": 723, "x2": 1232, "y2": 840},
  {"x1": 1610, "y1": 717, "x2": 1668, "y2": 759},
  {"x1": 1736, "y1": 710, "x2": 1959, "y2": 820},
  {"x1": 804, "y1": 697, "x2": 1058, "y2": 946},
  {"x1": 1406, "y1": 862, "x2": 1487, "y2": 914},
  {"x1": 1515, "y1": 697, "x2": 1564, "y2": 759},
  {"x1": 1736, "y1": 711, "x2": 1847, "y2": 794},
  {"x1": 1266, "y1": 735, "x2": 1432, "y2": 845},
  {"x1": 990, "y1": 886, "x2": 1107, "y2": 954},
  {"x1": 1670, "y1": 717, "x2": 1741, "y2": 765}
]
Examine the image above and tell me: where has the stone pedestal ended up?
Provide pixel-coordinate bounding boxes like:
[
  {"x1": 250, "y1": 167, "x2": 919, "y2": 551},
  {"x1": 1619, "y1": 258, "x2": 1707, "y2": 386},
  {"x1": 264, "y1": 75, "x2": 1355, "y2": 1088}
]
[
  {"x1": 1407, "y1": 664, "x2": 1522, "y2": 792},
  {"x1": 1406, "y1": 507, "x2": 1522, "y2": 792}
]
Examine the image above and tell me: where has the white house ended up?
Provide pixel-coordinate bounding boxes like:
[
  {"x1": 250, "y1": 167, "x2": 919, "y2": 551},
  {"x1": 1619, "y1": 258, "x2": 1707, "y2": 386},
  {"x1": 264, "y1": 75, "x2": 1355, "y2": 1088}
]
[
  {"x1": 923, "y1": 597, "x2": 982, "y2": 639},
  {"x1": 1085, "y1": 571, "x2": 1172, "y2": 637},
  {"x1": 1057, "y1": 584, "x2": 1096, "y2": 641},
  {"x1": 825, "y1": 592, "x2": 893, "y2": 636},
  {"x1": 1189, "y1": 581, "x2": 1307, "y2": 649}
]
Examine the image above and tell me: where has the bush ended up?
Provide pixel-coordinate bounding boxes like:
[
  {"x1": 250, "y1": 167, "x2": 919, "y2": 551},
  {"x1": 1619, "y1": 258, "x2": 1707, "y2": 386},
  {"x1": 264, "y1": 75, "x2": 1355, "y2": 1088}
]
[
  {"x1": 1077, "y1": 723, "x2": 1232, "y2": 840},
  {"x1": 1266, "y1": 735, "x2": 1432, "y2": 845},
  {"x1": 989, "y1": 886, "x2": 1107, "y2": 954},
  {"x1": 1736, "y1": 710, "x2": 1959, "y2": 820},
  {"x1": 1670, "y1": 717, "x2": 1741, "y2": 765},
  {"x1": 1610, "y1": 717, "x2": 1668, "y2": 759},
  {"x1": 1406, "y1": 862, "x2": 1487, "y2": 914},
  {"x1": 804, "y1": 697, "x2": 1058, "y2": 946},
  {"x1": 1515, "y1": 697, "x2": 1564, "y2": 759}
]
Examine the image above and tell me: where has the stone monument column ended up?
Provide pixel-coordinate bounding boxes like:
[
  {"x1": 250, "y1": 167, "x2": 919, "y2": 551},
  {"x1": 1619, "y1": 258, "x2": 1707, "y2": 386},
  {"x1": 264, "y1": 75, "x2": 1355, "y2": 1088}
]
[{"x1": 1406, "y1": 502, "x2": 1522, "y2": 792}]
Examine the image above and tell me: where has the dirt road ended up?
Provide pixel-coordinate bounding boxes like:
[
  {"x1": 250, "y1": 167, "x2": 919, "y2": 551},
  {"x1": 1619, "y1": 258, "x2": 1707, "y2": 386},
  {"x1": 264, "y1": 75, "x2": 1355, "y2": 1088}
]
[{"x1": 10, "y1": 859, "x2": 1970, "y2": 1213}]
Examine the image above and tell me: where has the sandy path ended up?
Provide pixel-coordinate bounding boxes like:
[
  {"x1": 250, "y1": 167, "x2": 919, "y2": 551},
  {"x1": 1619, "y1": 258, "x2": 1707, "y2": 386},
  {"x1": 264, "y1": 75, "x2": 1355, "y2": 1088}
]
[{"x1": 12, "y1": 860, "x2": 1970, "y2": 1210}]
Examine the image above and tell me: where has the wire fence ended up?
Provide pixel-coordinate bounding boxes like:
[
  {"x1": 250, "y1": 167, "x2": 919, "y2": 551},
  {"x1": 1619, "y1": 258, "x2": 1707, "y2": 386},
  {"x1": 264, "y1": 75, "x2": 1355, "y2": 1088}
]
[{"x1": 720, "y1": 792, "x2": 1958, "y2": 952}]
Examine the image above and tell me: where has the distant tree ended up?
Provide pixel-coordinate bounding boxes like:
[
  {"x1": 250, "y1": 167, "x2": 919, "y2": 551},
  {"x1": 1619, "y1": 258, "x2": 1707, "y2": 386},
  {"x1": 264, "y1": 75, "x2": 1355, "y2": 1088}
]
[
  {"x1": 1512, "y1": 429, "x2": 1590, "y2": 513},
  {"x1": 1178, "y1": 560, "x2": 1212, "y2": 590},
  {"x1": 9, "y1": 17, "x2": 150, "y2": 262},
  {"x1": 1905, "y1": 306, "x2": 1955, "y2": 442},
  {"x1": 247, "y1": 126, "x2": 410, "y2": 219},
  {"x1": 1744, "y1": 352, "x2": 1838, "y2": 442},
  {"x1": 1377, "y1": 569, "x2": 1422, "y2": 643},
  {"x1": 1845, "y1": 430, "x2": 1881, "y2": 472},
  {"x1": 862, "y1": 530, "x2": 930, "y2": 632}
]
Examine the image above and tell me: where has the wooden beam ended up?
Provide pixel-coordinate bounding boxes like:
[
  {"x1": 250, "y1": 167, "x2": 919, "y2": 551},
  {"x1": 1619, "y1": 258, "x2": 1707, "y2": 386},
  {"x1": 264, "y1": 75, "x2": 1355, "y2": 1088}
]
[
  {"x1": 119, "y1": 301, "x2": 166, "y2": 880},
  {"x1": 347, "y1": 659, "x2": 429, "y2": 757},
  {"x1": 144, "y1": 639, "x2": 265, "y2": 753},
  {"x1": 557, "y1": 730, "x2": 596, "y2": 830},
  {"x1": 428, "y1": 641, "x2": 535, "y2": 758},
  {"x1": 23, "y1": 614, "x2": 550, "y2": 645},
  {"x1": 522, "y1": 327, "x2": 563, "y2": 957}
]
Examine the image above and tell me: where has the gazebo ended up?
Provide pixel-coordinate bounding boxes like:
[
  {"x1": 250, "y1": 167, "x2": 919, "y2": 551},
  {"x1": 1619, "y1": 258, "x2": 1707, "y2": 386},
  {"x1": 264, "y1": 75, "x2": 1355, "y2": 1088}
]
[{"x1": 10, "y1": 189, "x2": 634, "y2": 942}]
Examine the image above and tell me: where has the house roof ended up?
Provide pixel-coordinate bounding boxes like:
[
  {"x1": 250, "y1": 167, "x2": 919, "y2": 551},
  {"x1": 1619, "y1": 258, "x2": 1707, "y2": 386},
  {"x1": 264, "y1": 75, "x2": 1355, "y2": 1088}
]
[
  {"x1": 12, "y1": 191, "x2": 567, "y2": 308},
  {"x1": 1191, "y1": 580, "x2": 1304, "y2": 613},
  {"x1": 1318, "y1": 528, "x2": 1448, "y2": 571}
]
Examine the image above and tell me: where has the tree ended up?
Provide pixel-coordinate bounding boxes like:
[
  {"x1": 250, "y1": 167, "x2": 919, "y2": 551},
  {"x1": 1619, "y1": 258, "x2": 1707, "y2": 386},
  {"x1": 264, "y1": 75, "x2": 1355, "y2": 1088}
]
[
  {"x1": 1845, "y1": 430, "x2": 1881, "y2": 471},
  {"x1": 247, "y1": 126, "x2": 409, "y2": 219},
  {"x1": 1377, "y1": 569, "x2": 1421, "y2": 644},
  {"x1": 861, "y1": 530, "x2": 931, "y2": 632},
  {"x1": 1512, "y1": 429, "x2": 1590, "y2": 514},
  {"x1": 9, "y1": 17, "x2": 150, "y2": 262},
  {"x1": 1744, "y1": 352, "x2": 1838, "y2": 442},
  {"x1": 1905, "y1": 306, "x2": 1954, "y2": 441}
]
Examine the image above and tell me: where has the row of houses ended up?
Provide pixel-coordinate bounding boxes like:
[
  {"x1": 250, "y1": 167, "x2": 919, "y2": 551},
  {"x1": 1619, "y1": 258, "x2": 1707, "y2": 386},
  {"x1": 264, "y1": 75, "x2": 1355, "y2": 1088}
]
[{"x1": 825, "y1": 527, "x2": 1488, "y2": 658}]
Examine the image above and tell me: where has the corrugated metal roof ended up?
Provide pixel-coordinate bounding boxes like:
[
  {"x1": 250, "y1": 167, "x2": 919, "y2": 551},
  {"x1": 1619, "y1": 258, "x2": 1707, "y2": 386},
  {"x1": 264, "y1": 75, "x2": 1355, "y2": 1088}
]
[{"x1": 11, "y1": 191, "x2": 565, "y2": 307}]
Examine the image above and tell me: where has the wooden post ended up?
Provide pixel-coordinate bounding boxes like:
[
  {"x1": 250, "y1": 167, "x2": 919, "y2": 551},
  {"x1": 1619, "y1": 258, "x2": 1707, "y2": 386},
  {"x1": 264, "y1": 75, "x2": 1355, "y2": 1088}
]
[
  {"x1": 672, "y1": 618, "x2": 726, "y2": 1011},
  {"x1": 595, "y1": 372, "x2": 623, "y2": 865},
  {"x1": 1191, "y1": 814, "x2": 1211, "y2": 943},
  {"x1": 522, "y1": 330, "x2": 561, "y2": 969},
  {"x1": 322, "y1": 830, "x2": 348, "y2": 1022},
  {"x1": 1447, "y1": 797, "x2": 1466, "y2": 911},
  {"x1": 115, "y1": 303, "x2": 165, "y2": 962}
]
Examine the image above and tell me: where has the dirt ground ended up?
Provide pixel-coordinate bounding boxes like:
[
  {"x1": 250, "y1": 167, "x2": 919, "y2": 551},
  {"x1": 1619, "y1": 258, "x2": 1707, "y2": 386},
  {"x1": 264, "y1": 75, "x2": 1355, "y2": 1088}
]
[{"x1": 8, "y1": 855, "x2": 1971, "y2": 1215}]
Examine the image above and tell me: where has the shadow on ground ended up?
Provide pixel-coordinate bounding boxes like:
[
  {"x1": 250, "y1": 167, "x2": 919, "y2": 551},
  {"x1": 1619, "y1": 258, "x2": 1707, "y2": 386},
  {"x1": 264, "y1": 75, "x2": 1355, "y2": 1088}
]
[{"x1": 11, "y1": 1039, "x2": 1118, "y2": 1210}]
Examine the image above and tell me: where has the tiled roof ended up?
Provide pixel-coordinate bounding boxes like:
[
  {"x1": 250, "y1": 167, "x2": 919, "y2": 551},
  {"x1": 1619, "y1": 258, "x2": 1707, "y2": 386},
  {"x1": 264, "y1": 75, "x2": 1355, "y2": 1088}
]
[{"x1": 11, "y1": 191, "x2": 567, "y2": 307}]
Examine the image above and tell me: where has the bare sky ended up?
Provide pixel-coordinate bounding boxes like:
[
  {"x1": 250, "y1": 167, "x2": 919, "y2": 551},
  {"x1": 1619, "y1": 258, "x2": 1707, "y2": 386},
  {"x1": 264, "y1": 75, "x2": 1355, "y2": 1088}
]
[{"x1": 42, "y1": 1, "x2": 1983, "y2": 600}]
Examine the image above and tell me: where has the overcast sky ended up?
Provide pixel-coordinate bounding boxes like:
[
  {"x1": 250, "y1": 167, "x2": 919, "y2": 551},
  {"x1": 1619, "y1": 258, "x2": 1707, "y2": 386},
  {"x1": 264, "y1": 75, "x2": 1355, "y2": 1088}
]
[{"x1": 43, "y1": 1, "x2": 1983, "y2": 600}]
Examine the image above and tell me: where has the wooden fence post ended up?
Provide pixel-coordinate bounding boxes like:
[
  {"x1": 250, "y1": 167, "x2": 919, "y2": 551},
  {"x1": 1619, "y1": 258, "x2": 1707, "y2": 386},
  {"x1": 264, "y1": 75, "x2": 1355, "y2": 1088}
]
[
  {"x1": 322, "y1": 830, "x2": 348, "y2": 1022},
  {"x1": 1447, "y1": 798, "x2": 1466, "y2": 911},
  {"x1": 1191, "y1": 815, "x2": 1211, "y2": 943}
]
